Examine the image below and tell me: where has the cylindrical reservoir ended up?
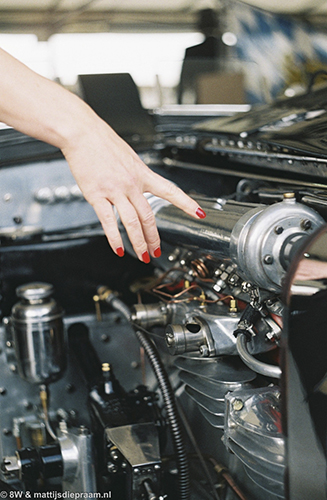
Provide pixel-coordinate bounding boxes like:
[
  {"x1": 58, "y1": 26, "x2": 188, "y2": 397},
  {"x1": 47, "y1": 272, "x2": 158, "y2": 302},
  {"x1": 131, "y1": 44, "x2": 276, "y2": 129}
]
[{"x1": 11, "y1": 282, "x2": 66, "y2": 384}]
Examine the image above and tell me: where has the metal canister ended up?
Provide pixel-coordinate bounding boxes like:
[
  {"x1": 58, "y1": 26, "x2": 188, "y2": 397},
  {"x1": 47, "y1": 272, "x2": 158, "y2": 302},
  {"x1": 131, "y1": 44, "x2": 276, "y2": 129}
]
[{"x1": 11, "y1": 282, "x2": 66, "y2": 384}]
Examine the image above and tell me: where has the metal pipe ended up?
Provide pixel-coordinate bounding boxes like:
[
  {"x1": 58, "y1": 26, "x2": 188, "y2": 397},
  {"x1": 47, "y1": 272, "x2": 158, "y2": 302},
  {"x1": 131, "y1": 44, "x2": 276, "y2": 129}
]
[
  {"x1": 236, "y1": 334, "x2": 281, "y2": 379},
  {"x1": 151, "y1": 197, "x2": 253, "y2": 258},
  {"x1": 143, "y1": 193, "x2": 324, "y2": 292},
  {"x1": 207, "y1": 457, "x2": 249, "y2": 500}
]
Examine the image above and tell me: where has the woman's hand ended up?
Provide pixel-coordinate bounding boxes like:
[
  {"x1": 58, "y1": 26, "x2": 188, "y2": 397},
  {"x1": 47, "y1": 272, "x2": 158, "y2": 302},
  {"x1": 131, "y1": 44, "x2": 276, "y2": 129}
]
[{"x1": 63, "y1": 117, "x2": 206, "y2": 263}]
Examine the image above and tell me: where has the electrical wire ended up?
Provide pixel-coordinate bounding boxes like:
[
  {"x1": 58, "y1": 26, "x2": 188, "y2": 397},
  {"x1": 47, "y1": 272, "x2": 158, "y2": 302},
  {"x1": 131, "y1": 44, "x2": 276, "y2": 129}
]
[{"x1": 39, "y1": 385, "x2": 57, "y2": 442}]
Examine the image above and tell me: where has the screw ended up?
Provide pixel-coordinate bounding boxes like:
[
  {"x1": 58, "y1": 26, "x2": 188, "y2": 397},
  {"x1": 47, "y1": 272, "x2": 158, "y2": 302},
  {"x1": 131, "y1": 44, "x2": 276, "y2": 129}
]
[
  {"x1": 3, "y1": 429, "x2": 12, "y2": 436},
  {"x1": 13, "y1": 216, "x2": 23, "y2": 225},
  {"x1": 263, "y1": 255, "x2": 274, "y2": 265},
  {"x1": 79, "y1": 425, "x2": 89, "y2": 435},
  {"x1": 65, "y1": 384, "x2": 75, "y2": 393},
  {"x1": 101, "y1": 334, "x2": 110, "y2": 343},
  {"x1": 301, "y1": 219, "x2": 312, "y2": 231},
  {"x1": 110, "y1": 450, "x2": 120, "y2": 461},
  {"x1": 0, "y1": 388, "x2": 6, "y2": 396},
  {"x1": 199, "y1": 345, "x2": 209, "y2": 357},
  {"x1": 233, "y1": 399, "x2": 244, "y2": 411},
  {"x1": 165, "y1": 333, "x2": 175, "y2": 346},
  {"x1": 107, "y1": 463, "x2": 118, "y2": 473},
  {"x1": 3, "y1": 193, "x2": 12, "y2": 202},
  {"x1": 68, "y1": 409, "x2": 78, "y2": 420},
  {"x1": 274, "y1": 226, "x2": 283, "y2": 234}
]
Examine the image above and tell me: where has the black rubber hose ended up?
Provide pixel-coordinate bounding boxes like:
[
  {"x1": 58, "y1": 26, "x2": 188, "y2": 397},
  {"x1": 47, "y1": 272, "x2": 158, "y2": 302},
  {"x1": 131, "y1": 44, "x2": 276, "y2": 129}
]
[
  {"x1": 135, "y1": 328, "x2": 190, "y2": 500},
  {"x1": 106, "y1": 293, "x2": 190, "y2": 500}
]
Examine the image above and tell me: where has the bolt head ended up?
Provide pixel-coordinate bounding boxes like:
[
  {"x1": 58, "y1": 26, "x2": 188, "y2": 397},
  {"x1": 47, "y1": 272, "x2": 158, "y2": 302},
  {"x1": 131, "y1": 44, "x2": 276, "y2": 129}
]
[
  {"x1": 107, "y1": 463, "x2": 118, "y2": 473},
  {"x1": 263, "y1": 254, "x2": 274, "y2": 265},
  {"x1": 199, "y1": 345, "x2": 209, "y2": 357},
  {"x1": 301, "y1": 219, "x2": 312, "y2": 231},
  {"x1": 165, "y1": 333, "x2": 175, "y2": 346},
  {"x1": 233, "y1": 399, "x2": 244, "y2": 411},
  {"x1": 274, "y1": 226, "x2": 283, "y2": 235},
  {"x1": 110, "y1": 450, "x2": 120, "y2": 461}
]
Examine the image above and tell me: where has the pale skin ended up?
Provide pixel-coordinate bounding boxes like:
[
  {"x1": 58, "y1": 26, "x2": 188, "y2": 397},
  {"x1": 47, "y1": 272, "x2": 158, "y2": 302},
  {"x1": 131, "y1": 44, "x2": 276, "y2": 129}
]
[{"x1": 0, "y1": 48, "x2": 206, "y2": 263}]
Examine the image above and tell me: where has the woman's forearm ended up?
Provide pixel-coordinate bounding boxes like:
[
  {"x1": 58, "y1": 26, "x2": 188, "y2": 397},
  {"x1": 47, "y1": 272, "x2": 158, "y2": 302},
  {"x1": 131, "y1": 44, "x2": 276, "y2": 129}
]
[{"x1": 0, "y1": 47, "x2": 206, "y2": 262}]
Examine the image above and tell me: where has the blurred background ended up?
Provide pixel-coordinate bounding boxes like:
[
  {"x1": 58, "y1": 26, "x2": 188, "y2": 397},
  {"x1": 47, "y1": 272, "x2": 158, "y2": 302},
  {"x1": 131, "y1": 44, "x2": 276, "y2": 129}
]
[{"x1": 2, "y1": 0, "x2": 327, "y2": 108}]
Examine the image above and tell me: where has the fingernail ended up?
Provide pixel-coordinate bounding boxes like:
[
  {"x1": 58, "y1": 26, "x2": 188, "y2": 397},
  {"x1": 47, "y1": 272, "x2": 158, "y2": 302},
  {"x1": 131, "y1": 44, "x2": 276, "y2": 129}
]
[
  {"x1": 116, "y1": 247, "x2": 124, "y2": 257},
  {"x1": 154, "y1": 247, "x2": 161, "y2": 258},
  {"x1": 196, "y1": 207, "x2": 206, "y2": 219},
  {"x1": 142, "y1": 251, "x2": 150, "y2": 264}
]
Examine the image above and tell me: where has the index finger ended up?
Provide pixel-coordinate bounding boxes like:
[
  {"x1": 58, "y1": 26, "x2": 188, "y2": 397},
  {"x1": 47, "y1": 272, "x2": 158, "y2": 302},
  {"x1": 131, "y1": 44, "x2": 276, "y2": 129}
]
[{"x1": 144, "y1": 171, "x2": 206, "y2": 219}]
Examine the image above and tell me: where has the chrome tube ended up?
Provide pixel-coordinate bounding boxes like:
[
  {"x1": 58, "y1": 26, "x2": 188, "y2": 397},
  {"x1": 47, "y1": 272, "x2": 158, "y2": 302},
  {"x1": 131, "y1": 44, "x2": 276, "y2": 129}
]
[
  {"x1": 144, "y1": 193, "x2": 325, "y2": 291},
  {"x1": 236, "y1": 334, "x2": 282, "y2": 379},
  {"x1": 148, "y1": 195, "x2": 257, "y2": 258}
]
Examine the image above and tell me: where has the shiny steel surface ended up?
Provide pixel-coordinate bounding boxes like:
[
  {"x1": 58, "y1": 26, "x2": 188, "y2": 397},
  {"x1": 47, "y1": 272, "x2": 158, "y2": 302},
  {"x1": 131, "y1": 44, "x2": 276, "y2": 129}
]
[
  {"x1": 59, "y1": 426, "x2": 97, "y2": 493},
  {"x1": 16, "y1": 282, "x2": 54, "y2": 302},
  {"x1": 11, "y1": 282, "x2": 66, "y2": 384},
  {"x1": 178, "y1": 370, "x2": 248, "y2": 400},
  {"x1": 224, "y1": 387, "x2": 285, "y2": 498},
  {"x1": 198, "y1": 407, "x2": 225, "y2": 429},
  {"x1": 236, "y1": 334, "x2": 282, "y2": 378},
  {"x1": 146, "y1": 194, "x2": 325, "y2": 291},
  {"x1": 178, "y1": 357, "x2": 255, "y2": 432},
  {"x1": 0, "y1": 159, "x2": 97, "y2": 236},
  {"x1": 174, "y1": 356, "x2": 256, "y2": 384},
  {"x1": 147, "y1": 194, "x2": 251, "y2": 257},
  {"x1": 165, "y1": 303, "x2": 276, "y2": 357},
  {"x1": 185, "y1": 386, "x2": 225, "y2": 415},
  {"x1": 105, "y1": 422, "x2": 161, "y2": 467},
  {"x1": 231, "y1": 195, "x2": 325, "y2": 291}
]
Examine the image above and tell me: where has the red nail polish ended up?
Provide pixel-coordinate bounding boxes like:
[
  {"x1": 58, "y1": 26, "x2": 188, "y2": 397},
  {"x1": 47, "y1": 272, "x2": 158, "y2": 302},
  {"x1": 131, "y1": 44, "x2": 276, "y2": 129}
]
[
  {"x1": 142, "y1": 251, "x2": 150, "y2": 264},
  {"x1": 154, "y1": 247, "x2": 161, "y2": 258},
  {"x1": 116, "y1": 247, "x2": 124, "y2": 257},
  {"x1": 196, "y1": 207, "x2": 206, "y2": 219}
]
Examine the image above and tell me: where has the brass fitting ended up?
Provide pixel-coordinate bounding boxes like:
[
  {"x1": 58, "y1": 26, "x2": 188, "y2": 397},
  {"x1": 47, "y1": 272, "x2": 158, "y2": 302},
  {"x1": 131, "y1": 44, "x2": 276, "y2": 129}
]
[
  {"x1": 93, "y1": 286, "x2": 114, "y2": 321},
  {"x1": 229, "y1": 299, "x2": 238, "y2": 313}
]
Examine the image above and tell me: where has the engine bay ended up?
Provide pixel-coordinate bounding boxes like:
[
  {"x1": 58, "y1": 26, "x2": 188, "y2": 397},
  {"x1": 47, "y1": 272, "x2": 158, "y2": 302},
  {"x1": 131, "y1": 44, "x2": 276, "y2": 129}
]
[{"x1": 1, "y1": 88, "x2": 327, "y2": 500}]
